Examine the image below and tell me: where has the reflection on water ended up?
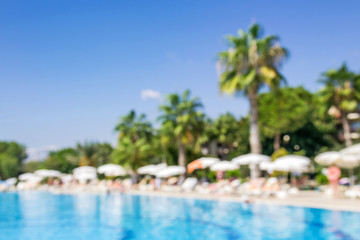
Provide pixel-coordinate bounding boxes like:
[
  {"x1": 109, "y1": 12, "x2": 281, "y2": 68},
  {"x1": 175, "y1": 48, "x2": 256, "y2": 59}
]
[{"x1": 0, "y1": 192, "x2": 359, "y2": 240}]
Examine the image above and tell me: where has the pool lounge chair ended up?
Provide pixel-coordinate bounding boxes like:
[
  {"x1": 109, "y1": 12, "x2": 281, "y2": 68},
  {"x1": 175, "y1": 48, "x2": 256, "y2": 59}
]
[{"x1": 181, "y1": 178, "x2": 198, "y2": 192}]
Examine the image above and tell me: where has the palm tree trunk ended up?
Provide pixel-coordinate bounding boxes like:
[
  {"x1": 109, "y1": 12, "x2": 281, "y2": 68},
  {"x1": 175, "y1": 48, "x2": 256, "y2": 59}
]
[
  {"x1": 178, "y1": 141, "x2": 186, "y2": 168},
  {"x1": 248, "y1": 88, "x2": 262, "y2": 154},
  {"x1": 248, "y1": 88, "x2": 261, "y2": 179},
  {"x1": 341, "y1": 111, "x2": 352, "y2": 146},
  {"x1": 273, "y1": 133, "x2": 281, "y2": 151}
]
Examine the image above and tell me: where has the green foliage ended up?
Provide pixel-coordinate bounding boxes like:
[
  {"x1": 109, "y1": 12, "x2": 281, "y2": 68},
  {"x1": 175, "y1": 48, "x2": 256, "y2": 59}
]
[
  {"x1": 115, "y1": 110, "x2": 153, "y2": 142},
  {"x1": 259, "y1": 87, "x2": 311, "y2": 138},
  {"x1": 218, "y1": 23, "x2": 288, "y2": 95},
  {"x1": 0, "y1": 154, "x2": 19, "y2": 179},
  {"x1": 0, "y1": 141, "x2": 27, "y2": 162},
  {"x1": 112, "y1": 136, "x2": 153, "y2": 170},
  {"x1": 0, "y1": 141, "x2": 27, "y2": 179},
  {"x1": 318, "y1": 64, "x2": 360, "y2": 145},
  {"x1": 159, "y1": 90, "x2": 204, "y2": 144},
  {"x1": 92, "y1": 143, "x2": 113, "y2": 167},
  {"x1": 316, "y1": 174, "x2": 329, "y2": 185},
  {"x1": 206, "y1": 171, "x2": 217, "y2": 182},
  {"x1": 228, "y1": 117, "x2": 251, "y2": 158},
  {"x1": 152, "y1": 132, "x2": 179, "y2": 165},
  {"x1": 22, "y1": 161, "x2": 42, "y2": 173},
  {"x1": 270, "y1": 147, "x2": 289, "y2": 161},
  {"x1": 200, "y1": 113, "x2": 250, "y2": 159},
  {"x1": 259, "y1": 87, "x2": 338, "y2": 156},
  {"x1": 319, "y1": 63, "x2": 360, "y2": 113},
  {"x1": 225, "y1": 169, "x2": 241, "y2": 179},
  {"x1": 310, "y1": 94, "x2": 338, "y2": 134},
  {"x1": 217, "y1": 23, "x2": 288, "y2": 154},
  {"x1": 158, "y1": 90, "x2": 204, "y2": 166},
  {"x1": 283, "y1": 122, "x2": 335, "y2": 158},
  {"x1": 112, "y1": 110, "x2": 154, "y2": 170},
  {"x1": 76, "y1": 142, "x2": 113, "y2": 167},
  {"x1": 199, "y1": 118, "x2": 218, "y2": 144},
  {"x1": 41, "y1": 148, "x2": 79, "y2": 173},
  {"x1": 212, "y1": 113, "x2": 240, "y2": 145}
]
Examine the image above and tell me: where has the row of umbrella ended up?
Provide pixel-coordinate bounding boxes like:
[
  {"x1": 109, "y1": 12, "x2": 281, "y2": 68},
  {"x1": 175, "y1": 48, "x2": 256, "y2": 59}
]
[
  {"x1": 187, "y1": 154, "x2": 310, "y2": 174},
  {"x1": 134, "y1": 155, "x2": 312, "y2": 185},
  {"x1": 18, "y1": 164, "x2": 128, "y2": 183},
  {"x1": 16, "y1": 144, "x2": 360, "y2": 183},
  {"x1": 189, "y1": 144, "x2": 360, "y2": 176},
  {"x1": 18, "y1": 164, "x2": 187, "y2": 182},
  {"x1": 138, "y1": 144, "x2": 360, "y2": 178}
]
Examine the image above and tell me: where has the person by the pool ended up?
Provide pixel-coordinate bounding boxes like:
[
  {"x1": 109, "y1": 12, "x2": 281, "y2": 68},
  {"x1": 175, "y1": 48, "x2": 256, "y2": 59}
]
[{"x1": 327, "y1": 165, "x2": 341, "y2": 198}]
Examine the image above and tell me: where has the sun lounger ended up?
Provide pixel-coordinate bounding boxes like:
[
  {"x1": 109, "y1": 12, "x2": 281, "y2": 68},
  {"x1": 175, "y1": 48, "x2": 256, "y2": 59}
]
[
  {"x1": 261, "y1": 177, "x2": 280, "y2": 198},
  {"x1": 181, "y1": 178, "x2": 198, "y2": 192},
  {"x1": 344, "y1": 186, "x2": 360, "y2": 199}
]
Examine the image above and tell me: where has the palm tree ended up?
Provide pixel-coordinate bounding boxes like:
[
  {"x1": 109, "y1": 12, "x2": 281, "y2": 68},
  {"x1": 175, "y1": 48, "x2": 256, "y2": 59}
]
[
  {"x1": 77, "y1": 142, "x2": 112, "y2": 167},
  {"x1": 77, "y1": 142, "x2": 99, "y2": 166},
  {"x1": 201, "y1": 113, "x2": 242, "y2": 159},
  {"x1": 112, "y1": 110, "x2": 154, "y2": 170},
  {"x1": 158, "y1": 90, "x2": 204, "y2": 168},
  {"x1": 258, "y1": 87, "x2": 312, "y2": 151},
  {"x1": 319, "y1": 64, "x2": 360, "y2": 146},
  {"x1": 217, "y1": 23, "x2": 288, "y2": 154}
]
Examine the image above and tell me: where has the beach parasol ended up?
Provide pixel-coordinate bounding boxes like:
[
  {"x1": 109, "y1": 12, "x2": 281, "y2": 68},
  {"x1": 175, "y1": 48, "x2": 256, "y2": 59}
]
[
  {"x1": 156, "y1": 166, "x2": 185, "y2": 178},
  {"x1": 97, "y1": 164, "x2": 127, "y2": 177},
  {"x1": 18, "y1": 173, "x2": 43, "y2": 183},
  {"x1": 138, "y1": 163, "x2": 167, "y2": 175},
  {"x1": 210, "y1": 161, "x2": 238, "y2": 172},
  {"x1": 187, "y1": 157, "x2": 219, "y2": 173},
  {"x1": 315, "y1": 151, "x2": 360, "y2": 185},
  {"x1": 73, "y1": 166, "x2": 97, "y2": 183},
  {"x1": 34, "y1": 169, "x2": 62, "y2": 178},
  {"x1": 232, "y1": 153, "x2": 271, "y2": 165}
]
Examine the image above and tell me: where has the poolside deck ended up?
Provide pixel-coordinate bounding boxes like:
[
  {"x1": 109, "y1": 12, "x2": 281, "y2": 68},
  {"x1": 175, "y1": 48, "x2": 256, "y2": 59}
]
[{"x1": 127, "y1": 190, "x2": 360, "y2": 212}]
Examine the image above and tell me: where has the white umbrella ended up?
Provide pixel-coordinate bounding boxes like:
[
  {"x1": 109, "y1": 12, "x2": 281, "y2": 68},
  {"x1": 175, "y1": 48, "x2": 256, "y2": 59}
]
[
  {"x1": 315, "y1": 151, "x2": 341, "y2": 166},
  {"x1": 138, "y1": 163, "x2": 167, "y2": 175},
  {"x1": 271, "y1": 155, "x2": 310, "y2": 173},
  {"x1": 273, "y1": 162, "x2": 308, "y2": 173},
  {"x1": 232, "y1": 153, "x2": 271, "y2": 165},
  {"x1": 156, "y1": 166, "x2": 185, "y2": 178},
  {"x1": 34, "y1": 169, "x2": 62, "y2": 178},
  {"x1": 210, "y1": 161, "x2": 238, "y2": 172},
  {"x1": 97, "y1": 164, "x2": 126, "y2": 177},
  {"x1": 18, "y1": 173, "x2": 43, "y2": 183},
  {"x1": 336, "y1": 155, "x2": 360, "y2": 169},
  {"x1": 340, "y1": 143, "x2": 360, "y2": 155},
  {"x1": 73, "y1": 166, "x2": 97, "y2": 183},
  {"x1": 261, "y1": 155, "x2": 310, "y2": 185},
  {"x1": 316, "y1": 151, "x2": 360, "y2": 185},
  {"x1": 187, "y1": 157, "x2": 219, "y2": 173},
  {"x1": 260, "y1": 161, "x2": 274, "y2": 171},
  {"x1": 232, "y1": 153, "x2": 270, "y2": 179},
  {"x1": 315, "y1": 151, "x2": 360, "y2": 169},
  {"x1": 194, "y1": 157, "x2": 220, "y2": 168}
]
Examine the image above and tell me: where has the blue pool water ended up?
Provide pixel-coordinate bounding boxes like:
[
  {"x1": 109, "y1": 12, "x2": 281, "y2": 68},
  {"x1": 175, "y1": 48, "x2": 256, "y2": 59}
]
[{"x1": 0, "y1": 192, "x2": 359, "y2": 240}]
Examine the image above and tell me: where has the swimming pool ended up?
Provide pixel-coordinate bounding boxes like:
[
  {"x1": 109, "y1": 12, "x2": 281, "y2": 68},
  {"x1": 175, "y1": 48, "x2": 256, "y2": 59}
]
[{"x1": 0, "y1": 192, "x2": 358, "y2": 240}]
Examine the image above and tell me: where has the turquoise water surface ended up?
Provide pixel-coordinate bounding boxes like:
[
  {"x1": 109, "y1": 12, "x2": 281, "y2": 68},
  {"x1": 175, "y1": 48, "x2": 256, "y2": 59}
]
[{"x1": 0, "y1": 192, "x2": 359, "y2": 240}]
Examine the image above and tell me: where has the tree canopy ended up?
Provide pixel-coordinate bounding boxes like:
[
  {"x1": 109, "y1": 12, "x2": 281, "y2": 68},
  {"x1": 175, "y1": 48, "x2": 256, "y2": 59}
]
[
  {"x1": 112, "y1": 110, "x2": 154, "y2": 171},
  {"x1": 158, "y1": 90, "x2": 204, "y2": 167},
  {"x1": 218, "y1": 23, "x2": 288, "y2": 154},
  {"x1": 0, "y1": 141, "x2": 27, "y2": 179}
]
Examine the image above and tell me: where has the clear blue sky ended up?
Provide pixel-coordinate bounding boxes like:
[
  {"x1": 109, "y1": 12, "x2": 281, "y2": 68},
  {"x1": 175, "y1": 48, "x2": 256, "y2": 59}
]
[{"x1": 1, "y1": 0, "x2": 360, "y2": 153}]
